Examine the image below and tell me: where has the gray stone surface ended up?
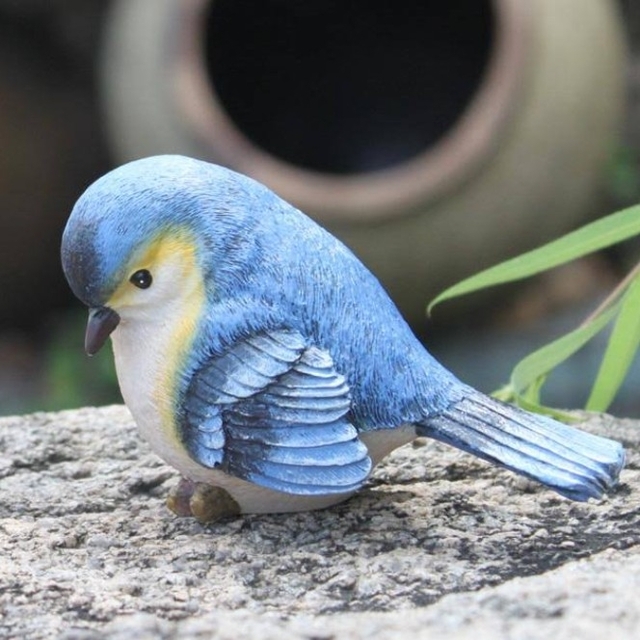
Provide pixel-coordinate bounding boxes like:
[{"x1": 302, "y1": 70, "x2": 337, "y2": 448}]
[{"x1": 0, "y1": 406, "x2": 638, "y2": 639}]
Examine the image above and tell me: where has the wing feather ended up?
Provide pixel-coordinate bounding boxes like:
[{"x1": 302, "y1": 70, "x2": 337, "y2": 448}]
[{"x1": 181, "y1": 330, "x2": 372, "y2": 495}]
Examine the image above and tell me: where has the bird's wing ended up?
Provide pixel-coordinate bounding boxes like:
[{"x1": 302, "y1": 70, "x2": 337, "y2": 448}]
[{"x1": 181, "y1": 329, "x2": 372, "y2": 495}]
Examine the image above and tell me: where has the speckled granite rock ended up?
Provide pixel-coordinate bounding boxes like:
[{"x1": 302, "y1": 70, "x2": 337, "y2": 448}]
[{"x1": 0, "y1": 406, "x2": 638, "y2": 639}]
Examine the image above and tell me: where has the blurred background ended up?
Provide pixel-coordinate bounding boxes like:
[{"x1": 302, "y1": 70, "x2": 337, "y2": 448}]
[{"x1": 1, "y1": 0, "x2": 640, "y2": 417}]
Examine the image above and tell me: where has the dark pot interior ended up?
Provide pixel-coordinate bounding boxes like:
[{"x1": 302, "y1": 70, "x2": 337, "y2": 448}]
[{"x1": 205, "y1": 0, "x2": 495, "y2": 175}]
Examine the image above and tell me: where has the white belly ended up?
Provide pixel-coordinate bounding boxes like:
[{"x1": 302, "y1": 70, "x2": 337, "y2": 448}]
[{"x1": 110, "y1": 317, "x2": 207, "y2": 482}]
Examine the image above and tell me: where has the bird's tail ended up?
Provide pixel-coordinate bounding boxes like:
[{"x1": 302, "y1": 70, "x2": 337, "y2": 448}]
[{"x1": 417, "y1": 388, "x2": 625, "y2": 501}]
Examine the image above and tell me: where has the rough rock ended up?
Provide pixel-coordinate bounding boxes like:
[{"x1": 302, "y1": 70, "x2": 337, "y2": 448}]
[{"x1": 0, "y1": 406, "x2": 638, "y2": 639}]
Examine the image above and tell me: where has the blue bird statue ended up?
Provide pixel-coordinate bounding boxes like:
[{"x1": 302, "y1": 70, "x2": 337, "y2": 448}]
[{"x1": 61, "y1": 155, "x2": 625, "y2": 522}]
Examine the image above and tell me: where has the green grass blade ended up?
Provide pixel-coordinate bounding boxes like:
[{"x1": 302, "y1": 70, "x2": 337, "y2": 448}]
[
  {"x1": 428, "y1": 204, "x2": 640, "y2": 313},
  {"x1": 510, "y1": 300, "x2": 622, "y2": 402},
  {"x1": 586, "y1": 274, "x2": 640, "y2": 411}
]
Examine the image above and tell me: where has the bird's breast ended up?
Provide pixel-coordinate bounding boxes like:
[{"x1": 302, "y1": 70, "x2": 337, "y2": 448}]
[{"x1": 110, "y1": 297, "x2": 206, "y2": 475}]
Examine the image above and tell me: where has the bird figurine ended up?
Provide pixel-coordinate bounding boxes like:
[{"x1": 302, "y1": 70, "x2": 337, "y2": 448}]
[{"x1": 61, "y1": 155, "x2": 625, "y2": 522}]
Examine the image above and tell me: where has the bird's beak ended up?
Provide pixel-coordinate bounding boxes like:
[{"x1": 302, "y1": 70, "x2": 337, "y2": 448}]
[{"x1": 85, "y1": 306, "x2": 121, "y2": 356}]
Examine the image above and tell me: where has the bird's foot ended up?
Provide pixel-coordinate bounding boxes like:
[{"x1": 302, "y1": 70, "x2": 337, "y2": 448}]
[{"x1": 166, "y1": 477, "x2": 240, "y2": 523}]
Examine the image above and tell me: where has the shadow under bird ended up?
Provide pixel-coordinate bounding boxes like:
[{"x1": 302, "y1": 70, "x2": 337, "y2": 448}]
[{"x1": 60, "y1": 155, "x2": 625, "y2": 521}]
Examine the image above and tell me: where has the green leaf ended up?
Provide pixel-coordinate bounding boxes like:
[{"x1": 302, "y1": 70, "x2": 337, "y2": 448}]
[
  {"x1": 586, "y1": 274, "x2": 640, "y2": 411},
  {"x1": 428, "y1": 204, "x2": 640, "y2": 313},
  {"x1": 508, "y1": 298, "x2": 623, "y2": 410}
]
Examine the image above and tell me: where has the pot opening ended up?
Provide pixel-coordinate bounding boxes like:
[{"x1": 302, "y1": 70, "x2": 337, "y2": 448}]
[{"x1": 204, "y1": 0, "x2": 495, "y2": 175}]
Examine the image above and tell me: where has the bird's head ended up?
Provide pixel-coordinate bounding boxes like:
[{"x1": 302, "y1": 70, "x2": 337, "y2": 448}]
[{"x1": 61, "y1": 155, "x2": 271, "y2": 355}]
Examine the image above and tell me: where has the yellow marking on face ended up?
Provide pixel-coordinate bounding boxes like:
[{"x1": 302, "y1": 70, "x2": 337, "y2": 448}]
[{"x1": 106, "y1": 229, "x2": 198, "y2": 310}]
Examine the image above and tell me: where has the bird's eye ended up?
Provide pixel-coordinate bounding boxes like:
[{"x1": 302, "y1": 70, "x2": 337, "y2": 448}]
[{"x1": 129, "y1": 269, "x2": 153, "y2": 289}]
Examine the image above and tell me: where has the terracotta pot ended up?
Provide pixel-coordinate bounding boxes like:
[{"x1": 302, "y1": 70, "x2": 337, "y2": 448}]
[{"x1": 102, "y1": 0, "x2": 626, "y2": 325}]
